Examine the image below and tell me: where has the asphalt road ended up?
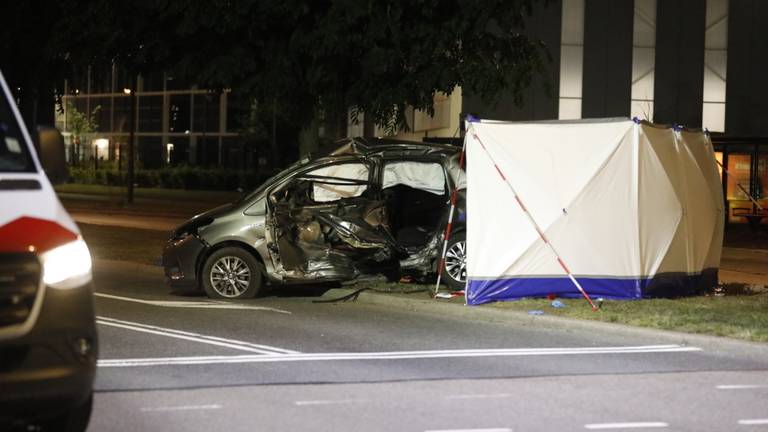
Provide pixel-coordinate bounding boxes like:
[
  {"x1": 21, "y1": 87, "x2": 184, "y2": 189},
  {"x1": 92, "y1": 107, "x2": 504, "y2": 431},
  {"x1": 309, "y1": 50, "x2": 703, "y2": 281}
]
[{"x1": 88, "y1": 262, "x2": 768, "y2": 432}]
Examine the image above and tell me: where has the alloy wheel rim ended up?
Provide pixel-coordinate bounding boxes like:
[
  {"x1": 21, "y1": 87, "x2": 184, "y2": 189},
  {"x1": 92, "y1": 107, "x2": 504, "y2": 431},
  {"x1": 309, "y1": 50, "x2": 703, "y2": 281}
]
[
  {"x1": 444, "y1": 240, "x2": 466, "y2": 282},
  {"x1": 210, "y1": 256, "x2": 251, "y2": 297}
]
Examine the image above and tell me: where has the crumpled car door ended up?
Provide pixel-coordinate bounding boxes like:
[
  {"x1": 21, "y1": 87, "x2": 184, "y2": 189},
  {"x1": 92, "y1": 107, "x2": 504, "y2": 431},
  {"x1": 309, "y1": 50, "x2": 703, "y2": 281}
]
[{"x1": 267, "y1": 161, "x2": 401, "y2": 280}]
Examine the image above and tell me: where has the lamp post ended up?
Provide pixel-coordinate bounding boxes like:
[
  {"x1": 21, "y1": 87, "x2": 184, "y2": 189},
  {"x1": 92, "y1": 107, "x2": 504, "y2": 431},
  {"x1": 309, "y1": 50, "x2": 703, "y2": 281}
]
[{"x1": 124, "y1": 84, "x2": 136, "y2": 204}]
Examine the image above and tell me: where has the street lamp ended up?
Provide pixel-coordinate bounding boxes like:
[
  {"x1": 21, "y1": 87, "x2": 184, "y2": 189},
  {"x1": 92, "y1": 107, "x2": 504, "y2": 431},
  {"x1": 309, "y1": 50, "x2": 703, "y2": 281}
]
[{"x1": 123, "y1": 86, "x2": 136, "y2": 204}]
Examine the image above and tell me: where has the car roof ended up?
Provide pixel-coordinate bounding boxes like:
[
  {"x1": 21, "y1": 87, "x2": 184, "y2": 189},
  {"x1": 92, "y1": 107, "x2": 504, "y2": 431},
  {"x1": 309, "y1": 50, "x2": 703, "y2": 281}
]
[{"x1": 327, "y1": 137, "x2": 460, "y2": 158}]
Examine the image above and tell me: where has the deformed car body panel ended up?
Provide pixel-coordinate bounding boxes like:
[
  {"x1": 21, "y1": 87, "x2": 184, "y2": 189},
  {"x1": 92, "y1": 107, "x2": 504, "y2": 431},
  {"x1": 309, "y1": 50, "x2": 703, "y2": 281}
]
[{"x1": 163, "y1": 138, "x2": 466, "y2": 292}]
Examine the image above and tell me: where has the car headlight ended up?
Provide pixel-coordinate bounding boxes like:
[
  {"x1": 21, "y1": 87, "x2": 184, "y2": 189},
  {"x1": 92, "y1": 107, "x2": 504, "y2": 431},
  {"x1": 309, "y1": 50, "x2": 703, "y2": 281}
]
[{"x1": 41, "y1": 237, "x2": 93, "y2": 289}]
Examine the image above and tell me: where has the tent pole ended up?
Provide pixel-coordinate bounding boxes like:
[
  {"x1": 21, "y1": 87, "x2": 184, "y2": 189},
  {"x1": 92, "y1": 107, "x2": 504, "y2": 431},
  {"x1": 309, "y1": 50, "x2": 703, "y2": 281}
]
[
  {"x1": 434, "y1": 127, "x2": 465, "y2": 298},
  {"x1": 468, "y1": 123, "x2": 599, "y2": 311}
]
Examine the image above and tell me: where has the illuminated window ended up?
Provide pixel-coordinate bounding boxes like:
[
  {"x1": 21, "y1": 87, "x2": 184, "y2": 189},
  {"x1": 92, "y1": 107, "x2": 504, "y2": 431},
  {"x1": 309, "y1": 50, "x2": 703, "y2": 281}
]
[
  {"x1": 726, "y1": 153, "x2": 751, "y2": 222},
  {"x1": 758, "y1": 152, "x2": 768, "y2": 203},
  {"x1": 714, "y1": 151, "x2": 723, "y2": 180},
  {"x1": 558, "y1": 0, "x2": 584, "y2": 120},
  {"x1": 727, "y1": 154, "x2": 751, "y2": 200},
  {"x1": 630, "y1": 0, "x2": 656, "y2": 121},
  {"x1": 703, "y1": 0, "x2": 728, "y2": 132}
]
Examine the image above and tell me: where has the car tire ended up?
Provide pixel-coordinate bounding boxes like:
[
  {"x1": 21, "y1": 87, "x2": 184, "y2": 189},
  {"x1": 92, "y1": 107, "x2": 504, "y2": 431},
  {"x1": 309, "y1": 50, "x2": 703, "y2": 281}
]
[
  {"x1": 441, "y1": 231, "x2": 466, "y2": 291},
  {"x1": 202, "y1": 247, "x2": 264, "y2": 299}
]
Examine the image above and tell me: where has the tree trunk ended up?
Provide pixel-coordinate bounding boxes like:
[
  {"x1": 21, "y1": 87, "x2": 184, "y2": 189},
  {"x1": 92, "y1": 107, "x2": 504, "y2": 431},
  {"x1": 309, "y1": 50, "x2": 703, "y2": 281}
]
[
  {"x1": 298, "y1": 113, "x2": 319, "y2": 159},
  {"x1": 270, "y1": 99, "x2": 280, "y2": 168},
  {"x1": 363, "y1": 113, "x2": 375, "y2": 138}
]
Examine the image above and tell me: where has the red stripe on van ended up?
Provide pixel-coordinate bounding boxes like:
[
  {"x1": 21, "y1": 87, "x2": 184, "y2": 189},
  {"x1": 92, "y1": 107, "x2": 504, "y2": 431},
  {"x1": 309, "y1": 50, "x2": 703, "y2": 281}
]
[{"x1": 0, "y1": 216, "x2": 78, "y2": 254}]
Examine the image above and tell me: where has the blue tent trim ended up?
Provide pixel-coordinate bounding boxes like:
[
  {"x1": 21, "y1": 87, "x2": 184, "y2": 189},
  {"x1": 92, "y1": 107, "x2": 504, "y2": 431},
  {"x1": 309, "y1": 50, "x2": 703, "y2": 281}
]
[{"x1": 466, "y1": 269, "x2": 718, "y2": 305}]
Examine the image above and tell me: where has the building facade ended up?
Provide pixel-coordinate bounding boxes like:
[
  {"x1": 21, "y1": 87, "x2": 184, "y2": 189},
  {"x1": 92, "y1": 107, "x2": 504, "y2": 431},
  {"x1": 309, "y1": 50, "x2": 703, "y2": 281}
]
[
  {"x1": 385, "y1": 0, "x2": 767, "y2": 224},
  {"x1": 56, "y1": 66, "x2": 248, "y2": 170}
]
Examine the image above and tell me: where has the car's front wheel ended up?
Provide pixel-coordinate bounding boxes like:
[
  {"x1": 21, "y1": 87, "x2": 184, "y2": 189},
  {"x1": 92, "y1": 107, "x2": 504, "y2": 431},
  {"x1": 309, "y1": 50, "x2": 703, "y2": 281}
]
[
  {"x1": 202, "y1": 247, "x2": 263, "y2": 299},
  {"x1": 441, "y1": 231, "x2": 466, "y2": 291}
]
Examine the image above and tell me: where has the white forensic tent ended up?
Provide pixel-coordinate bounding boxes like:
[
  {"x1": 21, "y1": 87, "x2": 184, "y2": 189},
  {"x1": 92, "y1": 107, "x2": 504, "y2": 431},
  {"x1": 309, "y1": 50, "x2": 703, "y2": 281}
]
[{"x1": 464, "y1": 118, "x2": 724, "y2": 305}]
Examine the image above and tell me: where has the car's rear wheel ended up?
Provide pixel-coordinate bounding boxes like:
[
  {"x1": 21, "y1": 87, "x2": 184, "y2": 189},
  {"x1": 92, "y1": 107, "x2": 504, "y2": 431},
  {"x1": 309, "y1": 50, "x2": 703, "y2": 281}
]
[
  {"x1": 202, "y1": 247, "x2": 263, "y2": 299},
  {"x1": 441, "y1": 231, "x2": 466, "y2": 291}
]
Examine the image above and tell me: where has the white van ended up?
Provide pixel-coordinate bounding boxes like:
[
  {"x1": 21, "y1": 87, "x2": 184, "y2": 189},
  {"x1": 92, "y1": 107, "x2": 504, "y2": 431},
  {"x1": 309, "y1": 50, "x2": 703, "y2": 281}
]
[{"x1": 0, "y1": 71, "x2": 96, "y2": 431}]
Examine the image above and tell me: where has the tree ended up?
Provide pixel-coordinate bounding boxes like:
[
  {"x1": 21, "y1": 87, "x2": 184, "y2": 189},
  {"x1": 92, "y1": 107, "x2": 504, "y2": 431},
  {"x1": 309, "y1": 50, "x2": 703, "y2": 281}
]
[
  {"x1": 3, "y1": 0, "x2": 550, "y2": 154},
  {"x1": 171, "y1": 0, "x2": 548, "y2": 131},
  {"x1": 63, "y1": 100, "x2": 100, "y2": 166}
]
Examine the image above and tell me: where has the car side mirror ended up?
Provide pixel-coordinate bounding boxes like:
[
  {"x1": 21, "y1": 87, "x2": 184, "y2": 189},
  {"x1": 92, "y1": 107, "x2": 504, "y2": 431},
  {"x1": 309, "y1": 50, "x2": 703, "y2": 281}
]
[{"x1": 36, "y1": 126, "x2": 68, "y2": 184}]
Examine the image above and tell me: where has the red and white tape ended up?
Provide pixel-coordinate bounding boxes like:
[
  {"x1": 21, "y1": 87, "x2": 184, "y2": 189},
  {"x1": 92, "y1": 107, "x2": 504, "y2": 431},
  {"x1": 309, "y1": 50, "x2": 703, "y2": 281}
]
[
  {"x1": 434, "y1": 139, "x2": 467, "y2": 297},
  {"x1": 469, "y1": 124, "x2": 599, "y2": 311}
]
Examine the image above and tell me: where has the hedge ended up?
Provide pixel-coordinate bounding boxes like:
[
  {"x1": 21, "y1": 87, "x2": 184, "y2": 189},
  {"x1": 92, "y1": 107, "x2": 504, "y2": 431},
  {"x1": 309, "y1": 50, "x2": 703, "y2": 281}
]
[{"x1": 67, "y1": 166, "x2": 273, "y2": 191}]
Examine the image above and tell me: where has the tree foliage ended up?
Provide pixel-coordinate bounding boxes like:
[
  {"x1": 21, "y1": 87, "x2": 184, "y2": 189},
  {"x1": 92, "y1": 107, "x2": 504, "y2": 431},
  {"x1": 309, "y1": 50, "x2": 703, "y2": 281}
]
[
  {"x1": 65, "y1": 100, "x2": 100, "y2": 143},
  {"x1": 2, "y1": 0, "x2": 549, "y2": 132}
]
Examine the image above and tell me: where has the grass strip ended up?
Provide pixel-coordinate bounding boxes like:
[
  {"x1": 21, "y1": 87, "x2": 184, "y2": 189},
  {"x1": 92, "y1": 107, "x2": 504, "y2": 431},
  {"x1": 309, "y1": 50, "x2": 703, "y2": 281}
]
[
  {"x1": 486, "y1": 294, "x2": 768, "y2": 343},
  {"x1": 359, "y1": 280, "x2": 768, "y2": 343}
]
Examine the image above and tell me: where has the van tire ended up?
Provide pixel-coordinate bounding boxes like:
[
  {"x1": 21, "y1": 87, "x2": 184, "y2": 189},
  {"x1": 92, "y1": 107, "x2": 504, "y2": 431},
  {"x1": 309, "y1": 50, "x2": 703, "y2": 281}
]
[{"x1": 41, "y1": 393, "x2": 92, "y2": 432}]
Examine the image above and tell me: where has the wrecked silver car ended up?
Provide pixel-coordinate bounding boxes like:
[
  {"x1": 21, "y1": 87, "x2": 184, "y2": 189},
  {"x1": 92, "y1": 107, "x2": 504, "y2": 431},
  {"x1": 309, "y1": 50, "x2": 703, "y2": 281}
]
[{"x1": 162, "y1": 138, "x2": 467, "y2": 299}]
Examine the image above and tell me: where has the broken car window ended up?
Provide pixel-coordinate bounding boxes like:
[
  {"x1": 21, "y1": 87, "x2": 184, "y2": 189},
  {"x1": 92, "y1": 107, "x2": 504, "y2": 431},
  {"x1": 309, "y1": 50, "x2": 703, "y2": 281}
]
[
  {"x1": 305, "y1": 163, "x2": 370, "y2": 202},
  {"x1": 383, "y1": 161, "x2": 446, "y2": 195},
  {"x1": 272, "y1": 162, "x2": 371, "y2": 206}
]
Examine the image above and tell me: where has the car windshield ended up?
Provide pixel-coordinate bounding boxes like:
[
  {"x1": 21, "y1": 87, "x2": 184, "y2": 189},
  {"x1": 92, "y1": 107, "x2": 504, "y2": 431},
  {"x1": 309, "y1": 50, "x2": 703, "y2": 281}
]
[{"x1": 0, "y1": 89, "x2": 34, "y2": 173}]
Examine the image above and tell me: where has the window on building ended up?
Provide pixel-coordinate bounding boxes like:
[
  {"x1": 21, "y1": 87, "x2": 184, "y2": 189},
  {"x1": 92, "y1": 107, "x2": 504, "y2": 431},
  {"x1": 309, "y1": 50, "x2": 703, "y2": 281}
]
[
  {"x1": 758, "y1": 151, "x2": 768, "y2": 204},
  {"x1": 169, "y1": 95, "x2": 191, "y2": 133},
  {"x1": 138, "y1": 96, "x2": 163, "y2": 133},
  {"x1": 703, "y1": 0, "x2": 728, "y2": 132},
  {"x1": 630, "y1": 0, "x2": 656, "y2": 120},
  {"x1": 727, "y1": 153, "x2": 752, "y2": 222},
  {"x1": 193, "y1": 93, "x2": 221, "y2": 133},
  {"x1": 558, "y1": 0, "x2": 584, "y2": 120}
]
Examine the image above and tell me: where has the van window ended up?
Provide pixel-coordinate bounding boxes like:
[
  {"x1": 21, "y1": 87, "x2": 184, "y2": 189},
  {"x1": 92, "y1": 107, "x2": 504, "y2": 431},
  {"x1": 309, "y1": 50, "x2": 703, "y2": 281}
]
[{"x1": 0, "y1": 95, "x2": 34, "y2": 173}]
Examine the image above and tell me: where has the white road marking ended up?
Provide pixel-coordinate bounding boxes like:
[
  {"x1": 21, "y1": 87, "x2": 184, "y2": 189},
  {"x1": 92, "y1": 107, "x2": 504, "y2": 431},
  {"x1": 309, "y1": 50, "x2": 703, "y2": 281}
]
[
  {"x1": 94, "y1": 293, "x2": 292, "y2": 314},
  {"x1": 739, "y1": 419, "x2": 768, "y2": 425},
  {"x1": 141, "y1": 404, "x2": 222, "y2": 412},
  {"x1": 584, "y1": 422, "x2": 668, "y2": 429},
  {"x1": 294, "y1": 399, "x2": 369, "y2": 406},
  {"x1": 97, "y1": 344, "x2": 700, "y2": 367},
  {"x1": 96, "y1": 316, "x2": 298, "y2": 355},
  {"x1": 716, "y1": 384, "x2": 766, "y2": 390},
  {"x1": 425, "y1": 429, "x2": 512, "y2": 432},
  {"x1": 444, "y1": 394, "x2": 513, "y2": 400}
]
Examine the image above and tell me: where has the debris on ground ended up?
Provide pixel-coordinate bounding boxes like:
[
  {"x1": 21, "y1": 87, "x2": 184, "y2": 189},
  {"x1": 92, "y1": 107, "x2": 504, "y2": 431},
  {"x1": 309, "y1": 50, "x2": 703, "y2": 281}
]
[{"x1": 435, "y1": 290, "x2": 464, "y2": 299}]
